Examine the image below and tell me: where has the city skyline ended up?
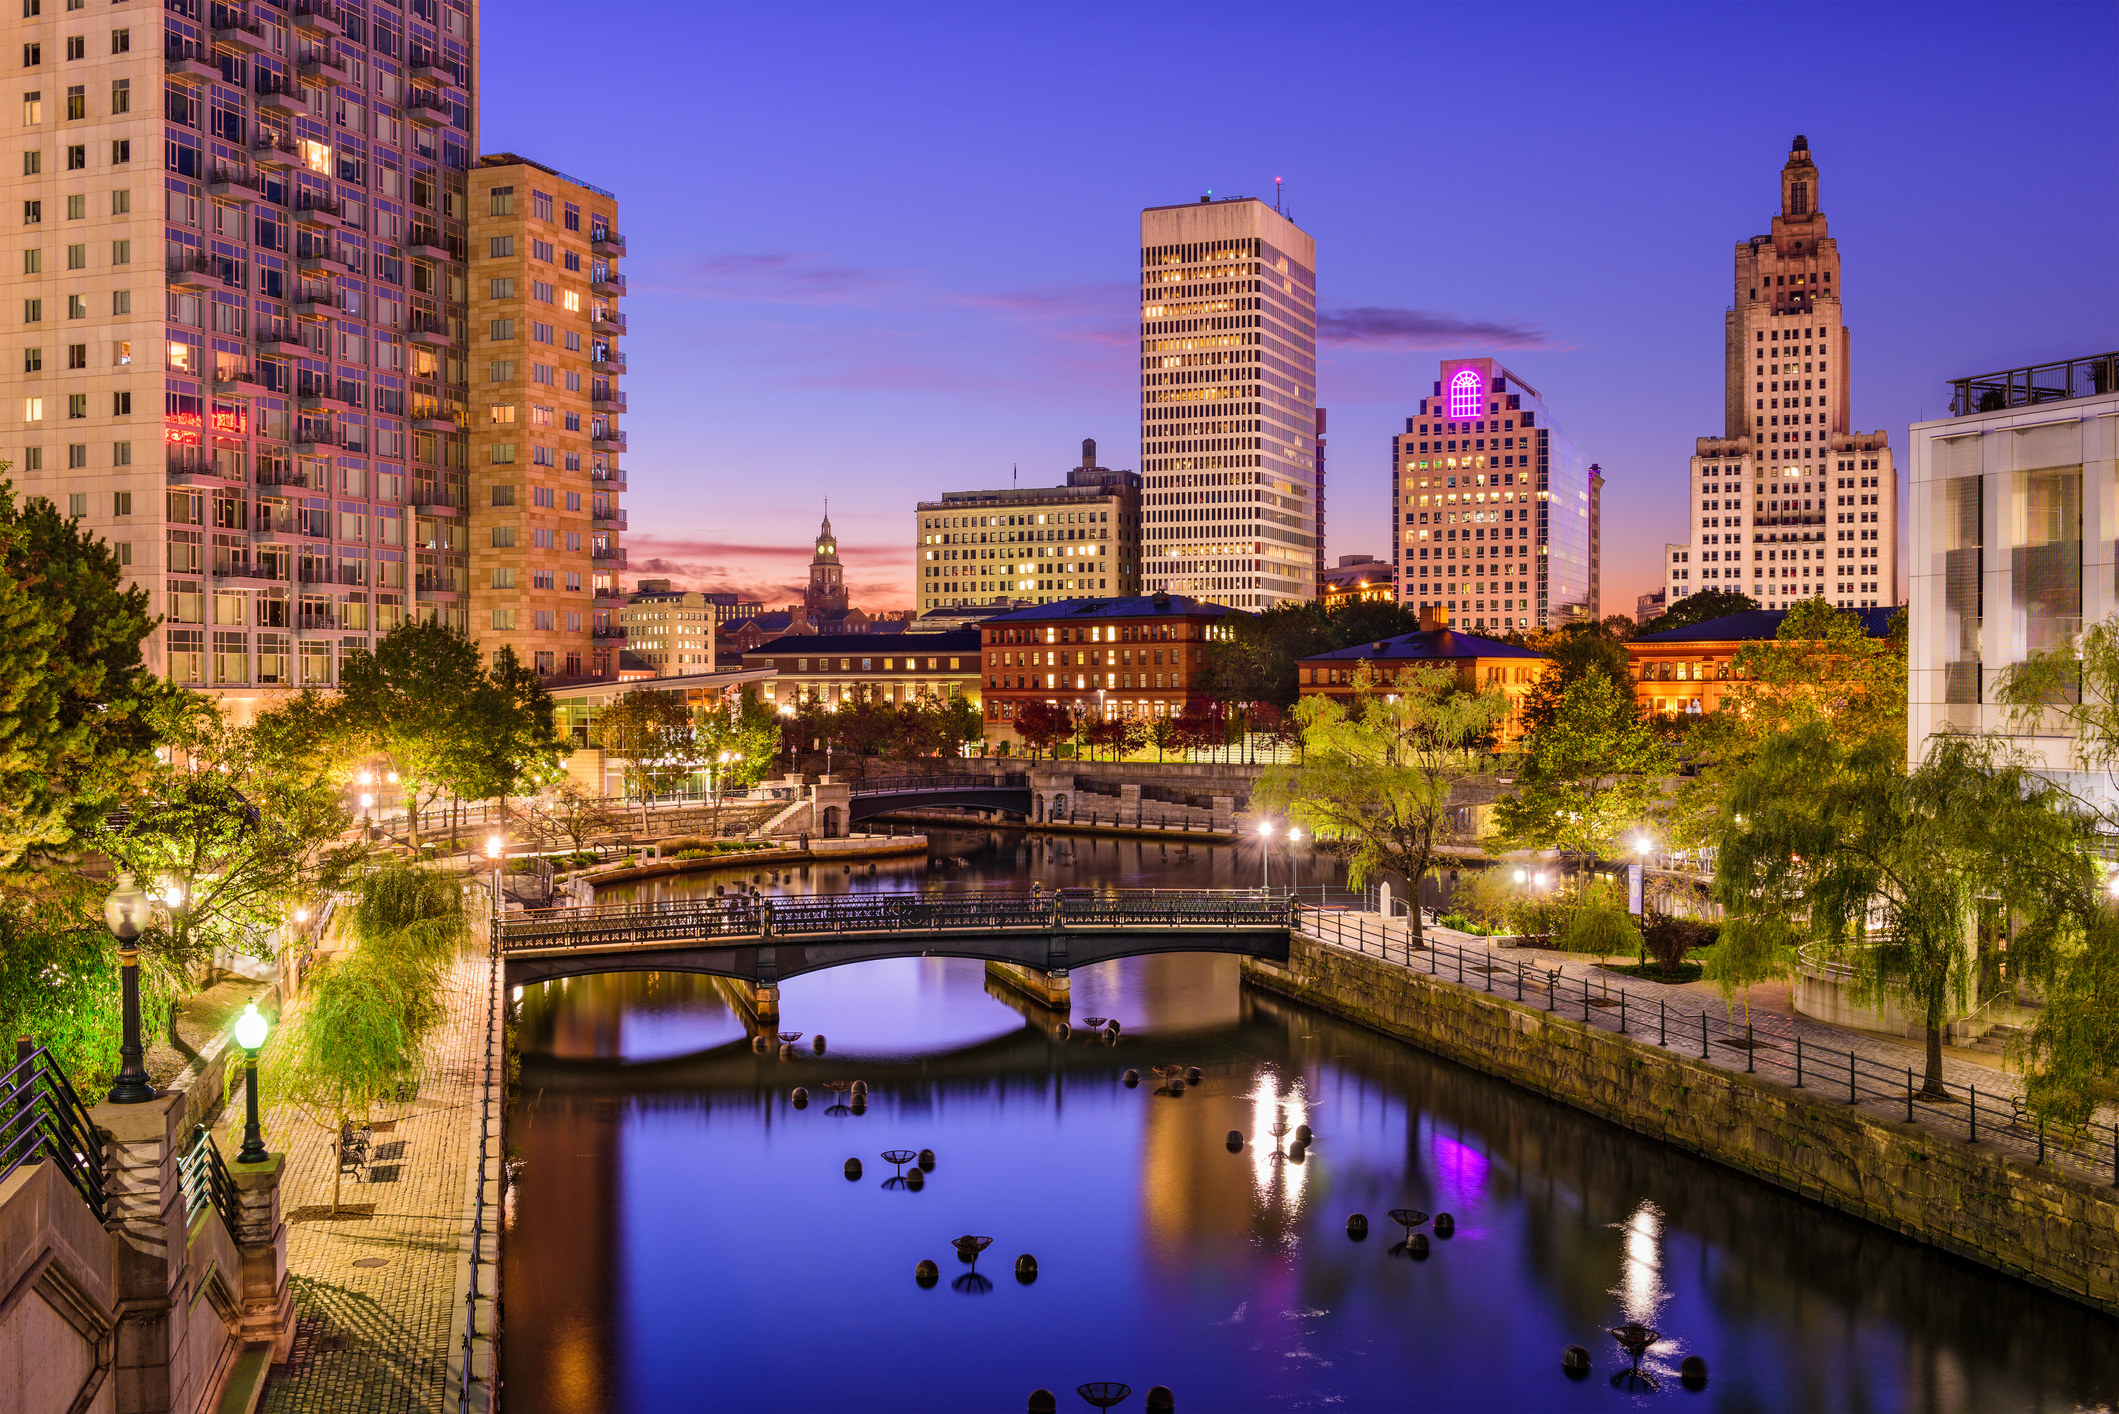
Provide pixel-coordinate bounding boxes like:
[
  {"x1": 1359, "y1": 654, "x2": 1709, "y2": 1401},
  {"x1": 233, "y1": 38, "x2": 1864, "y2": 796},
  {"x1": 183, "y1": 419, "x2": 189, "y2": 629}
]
[{"x1": 476, "y1": 2, "x2": 2115, "y2": 620}]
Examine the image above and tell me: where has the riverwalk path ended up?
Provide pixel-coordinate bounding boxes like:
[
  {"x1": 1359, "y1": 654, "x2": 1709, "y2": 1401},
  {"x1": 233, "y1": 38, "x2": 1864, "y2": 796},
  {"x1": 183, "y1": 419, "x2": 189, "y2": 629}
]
[
  {"x1": 1299, "y1": 906, "x2": 2119, "y2": 1184},
  {"x1": 208, "y1": 948, "x2": 492, "y2": 1414}
]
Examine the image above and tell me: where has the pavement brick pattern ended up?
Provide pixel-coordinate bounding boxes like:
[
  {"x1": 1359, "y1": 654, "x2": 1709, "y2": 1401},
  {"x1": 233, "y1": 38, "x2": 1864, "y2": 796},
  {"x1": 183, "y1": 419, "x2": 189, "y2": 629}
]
[{"x1": 216, "y1": 950, "x2": 489, "y2": 1414}]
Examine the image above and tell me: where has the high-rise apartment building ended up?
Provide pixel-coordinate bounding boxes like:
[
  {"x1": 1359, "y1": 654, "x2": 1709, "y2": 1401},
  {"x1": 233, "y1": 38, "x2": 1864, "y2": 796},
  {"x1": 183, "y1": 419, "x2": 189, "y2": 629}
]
[
  {"x1": 1391, "y1": 358, "x2": 1596, "y2": 634},
  {"x1": 916, "y1": 439, "x2": 1142, "y2": 612},
  {"x1": 619, "y1": 584, "x2": 714, "y2": 676},
  {"x1": 1, "y1": 0, "x2": 478, "y2": 707},
  {"x1": 466, "y1": 154, "x2": 623, "y2": 682},
  {"x1": 1663, "y1": 136, "x2": 1898, "y2": 612},
  {"x1": 1139, "y1": 196, "x2": 1317, "y2": 608}
]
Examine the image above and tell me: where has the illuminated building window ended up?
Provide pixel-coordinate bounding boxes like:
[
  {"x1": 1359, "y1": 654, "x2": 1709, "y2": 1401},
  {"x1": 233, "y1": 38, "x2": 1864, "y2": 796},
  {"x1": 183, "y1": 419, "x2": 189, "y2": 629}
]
[{"x1": 1447, "y1": 369, "x2": 1482, "y2": 420}]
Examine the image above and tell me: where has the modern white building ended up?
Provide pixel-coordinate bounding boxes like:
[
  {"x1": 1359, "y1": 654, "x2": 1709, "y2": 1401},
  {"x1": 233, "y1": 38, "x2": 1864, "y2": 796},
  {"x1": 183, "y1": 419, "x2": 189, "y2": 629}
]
[
  {"x1": 1138, "y1": 196, "x2": 1318, "y2": 608},
  {"x1": 1909, "y1": 350, "x2": 2119, "y2": 790},
  {"x1": 1664, "y1": 136, "x2": 1898, "y2": 613}
]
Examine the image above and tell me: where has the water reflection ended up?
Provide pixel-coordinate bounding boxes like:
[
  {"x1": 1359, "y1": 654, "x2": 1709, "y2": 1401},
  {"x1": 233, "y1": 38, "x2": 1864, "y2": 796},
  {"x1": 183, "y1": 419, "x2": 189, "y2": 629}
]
[{"x1": 501, "y1": 834, "x2": 2119, "y2": 1413}]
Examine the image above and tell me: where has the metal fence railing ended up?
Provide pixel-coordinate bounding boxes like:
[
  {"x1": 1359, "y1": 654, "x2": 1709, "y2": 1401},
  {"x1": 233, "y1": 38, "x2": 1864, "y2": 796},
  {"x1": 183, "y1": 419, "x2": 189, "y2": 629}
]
[
  {"x1": 0, "y1": 1042, "x2": 106, "y2": 1220},
  {"x1": 461, "y1": 892, "x2": 501, "y2": 1411},
  {"x1": 1297, "y1": 907, "x2": 2119, "y2": 1188},
  {"x1": 177, "y1": 1123, "x2": 238, "y2": 1233}
]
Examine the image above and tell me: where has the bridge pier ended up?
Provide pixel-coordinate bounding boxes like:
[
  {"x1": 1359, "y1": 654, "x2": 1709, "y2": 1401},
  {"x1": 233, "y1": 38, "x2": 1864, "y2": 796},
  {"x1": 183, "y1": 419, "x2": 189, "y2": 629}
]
[{"x1": 984, "y1": 960, "x2": 1070, "y2": 1010}]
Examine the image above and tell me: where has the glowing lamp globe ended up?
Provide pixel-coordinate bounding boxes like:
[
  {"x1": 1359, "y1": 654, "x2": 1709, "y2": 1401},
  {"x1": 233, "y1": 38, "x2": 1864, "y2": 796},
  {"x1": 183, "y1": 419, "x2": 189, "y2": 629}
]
[
  {"x1": 103, "y1": 873, "x2": 151, "y2": 943},
  {"x1": 485, "y1": 834, "x2": 504, "y2": 860},
  {"x1": 234, "y1": 1002, "x2": 268, "y2": 1051}
]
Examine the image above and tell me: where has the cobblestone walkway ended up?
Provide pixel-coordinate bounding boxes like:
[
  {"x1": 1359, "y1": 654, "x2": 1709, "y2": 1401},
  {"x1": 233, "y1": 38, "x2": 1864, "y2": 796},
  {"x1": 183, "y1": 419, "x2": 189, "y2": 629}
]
[
  {"x1": 213, "y1": 949, "x2": 490, "y2": 1414},
  {"x1": 1298, "y1": 907, "x2": 2119, "y2": 1185}
]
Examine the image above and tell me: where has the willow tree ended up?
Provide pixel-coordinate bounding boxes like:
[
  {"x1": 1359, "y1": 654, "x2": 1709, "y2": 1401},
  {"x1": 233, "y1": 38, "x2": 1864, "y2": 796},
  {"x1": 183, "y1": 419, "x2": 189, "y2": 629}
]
[
  {"x1": 1255, "y1": 662, "x2": 1510, "y2": 945},
  {"x1": 1717, "y1": 725, "x2": 2081, "y2": 1095}
]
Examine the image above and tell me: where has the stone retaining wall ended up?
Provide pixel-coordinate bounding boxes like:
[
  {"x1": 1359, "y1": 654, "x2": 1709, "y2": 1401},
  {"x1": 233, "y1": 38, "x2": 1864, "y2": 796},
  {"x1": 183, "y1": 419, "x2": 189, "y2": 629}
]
[{"x1": 1245, "y1": 932, "x2": 2119, "y2": 1316}]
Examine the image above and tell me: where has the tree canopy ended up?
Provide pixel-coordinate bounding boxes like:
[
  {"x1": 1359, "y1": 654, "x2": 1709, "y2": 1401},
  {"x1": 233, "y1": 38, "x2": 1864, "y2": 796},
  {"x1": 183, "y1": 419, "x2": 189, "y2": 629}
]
[
  {"x1": 1643, "y1": 589, "x2": 1758, "y2": 634},
  {"x1": 1494, "y1": 668, "x2": 1670, "y2": 863},
  {"x1": 334, "y1": 620, "x2": 488, "y2": 846},
  {"x1": 1199, "y1": 600, "x2": 1425, "y2": 710}
]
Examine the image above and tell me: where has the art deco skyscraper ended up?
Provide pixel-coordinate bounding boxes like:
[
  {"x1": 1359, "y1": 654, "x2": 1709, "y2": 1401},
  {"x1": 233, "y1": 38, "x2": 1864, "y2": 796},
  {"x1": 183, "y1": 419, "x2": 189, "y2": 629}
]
[
  {"x1": 1663, "y1": 136, "x2": 1898, "y2": 611},
  {"x1": 1138, "y1": 196, "x2": 1317, "y2": 608},
  {"x1": 1, "y1": 0, "x2": 479, "y2": 708}
]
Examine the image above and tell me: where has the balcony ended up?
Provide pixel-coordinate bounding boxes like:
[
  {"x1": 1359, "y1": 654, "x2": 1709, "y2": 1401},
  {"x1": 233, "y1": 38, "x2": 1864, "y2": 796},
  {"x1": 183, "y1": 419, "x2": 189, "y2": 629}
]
[
  {"x1": 215, "y1": 562, "x2": 284, "y2": 583},
  {"x1": 591, "y1": 312, "x2": 627, "y2": 337},
  {"x1": 256, "y1": 322, "x2": 309, "y2": 357},
  {"x1": 591, "y1": 230, "x2": 627, "y2": 258},
  {"x1": 405, "y1": 91, "x2": 451, "y2": 126},
  {"x1": 299, "y1": 53, "x2": 350, "y2": 87},
  {"x1": 291, "y1": 292, "x2": 336, "y2": 320},
  {"x1": 591, "y1": 547, "x2": 628, "y2": 567},
  {"x1": 212, "y1": 368, "x2": 264, "y2": 394},
  {"x1": 1948, "y1": 350, "x2": 2119, "y2": 416},
  {"x1": 591, "y1": 468, "x2": 628, "y2": 491},
  {"x1": 591, "y1": 625, "x2": 627, "y2": 641},
  {"x1": 294, "y1": 434, "x2": 340, "y2": 456},
  {"x1": 412, "y1": 412, "x2": 460, "y2": 432},
  {"x1": 591, "y1": 352, "x2": 627, "y2": 376},
  {"x1": 297, "y1": 250, "x2": 351, "y2": 278},
  {"x1": 165, "y1": 40, "x2": 219, "y2": 83},
  {"x1": 210, "y1": 16, "x2": 272, "y2": 55},
  {"x1": 406, "y1": 316, "x2": 453, "y2": 348},
  {"x1": 252, "y1": 136, "x2": 298, "y2": 170},
  {"x1": 291, "y1": 1, "x2": 344, "y2": 39},
  {"x1": 206, "y1": 165, "x2": 261, "y2": 201},
  {"x1": 168, "y1": 253, "x2": 213, "y2": 291},
  {"x1": 294, "y1": 195, "x2": 343, "y2": 228},
  {"x1": 593, "y1": 508, "x2": 628, "y2": 531},
  {"x1": 297, "y1": 390, "x2": 352, "y2": 412},
  {"x1": 254, "y1": 78, "x2": 305, "y2": 117},
  {"x1": 591, "y1": 391, "x2": 627, "y2": 414},
  {"x1": 408, "y1": 56, "x2": 460, "y2": 87},
  {"x1": 405, "y1": 226, "x2": 451, "y2": 262},
  {"x1": 591, "y1": 273, "x2": 628, "y2": 297},
  {"x1": 592, "y1": 431, "x2": 628, "y2": 454}
]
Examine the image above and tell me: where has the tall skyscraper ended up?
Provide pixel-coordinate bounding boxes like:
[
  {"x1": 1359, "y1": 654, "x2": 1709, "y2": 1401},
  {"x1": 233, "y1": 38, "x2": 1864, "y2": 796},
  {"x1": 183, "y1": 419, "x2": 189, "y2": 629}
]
[
  {"x1": 467, "y1": 155, "x2": 624, "y2": 683},
  {"x1": 1664, "y1": 136, "x2": 1898, "y2": 611},
  {"x1": 3, "y1": 0, "x2": 479, "y2": 707},
  {"x1": 1391, "y1": 358, "x2": 1596, "y2": 634},
  {"x1": 1138, "y1": 196, "x2": 1317, "y2": 609}
]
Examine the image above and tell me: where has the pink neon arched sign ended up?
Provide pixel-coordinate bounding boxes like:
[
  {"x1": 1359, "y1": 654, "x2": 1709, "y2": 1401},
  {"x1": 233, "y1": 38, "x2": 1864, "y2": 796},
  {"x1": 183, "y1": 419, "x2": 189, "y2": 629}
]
[{"x1": 1447, "y1": 369, "x2": 1483, "y2": 419}]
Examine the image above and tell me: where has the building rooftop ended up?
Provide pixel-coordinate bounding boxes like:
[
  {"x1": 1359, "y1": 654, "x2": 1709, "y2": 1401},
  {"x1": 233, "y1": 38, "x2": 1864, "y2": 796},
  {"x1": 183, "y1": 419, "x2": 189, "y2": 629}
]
[
  {"x1": 1302, "y1": 628, "x2": 1544, "y2": 663},
  {"x1": 1946, "y1": 351, "x2": 2118, "y2": 417},
  {"x1": 743, "y1": 630, "x2": 980, "y2": 658},
  {"x1": 1634, "y1": 606, "x2": 1900, "y2": 644},
  {"x1": 477, "y1": 152, "x2": 617, "y2": 202},
  {"x1": 979, "y1": 594, "x2": 1236, "y2": 623}
]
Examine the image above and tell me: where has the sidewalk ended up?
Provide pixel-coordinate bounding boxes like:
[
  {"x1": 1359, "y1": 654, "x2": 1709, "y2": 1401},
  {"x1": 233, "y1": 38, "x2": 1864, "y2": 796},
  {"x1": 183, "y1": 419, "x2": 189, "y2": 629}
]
[
  {"x1": 1298, "y1": 907, "x2": 2118, "y2": 1184},
  {"x1": 216, "y1": 948, "x2": 491, "y2": 1414}
]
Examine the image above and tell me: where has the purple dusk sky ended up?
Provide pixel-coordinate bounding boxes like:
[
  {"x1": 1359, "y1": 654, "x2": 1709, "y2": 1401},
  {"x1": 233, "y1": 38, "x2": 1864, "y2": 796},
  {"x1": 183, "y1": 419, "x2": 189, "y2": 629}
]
[{"x1": 481, "y1": 2, "x2": 2116, "y2": 617}]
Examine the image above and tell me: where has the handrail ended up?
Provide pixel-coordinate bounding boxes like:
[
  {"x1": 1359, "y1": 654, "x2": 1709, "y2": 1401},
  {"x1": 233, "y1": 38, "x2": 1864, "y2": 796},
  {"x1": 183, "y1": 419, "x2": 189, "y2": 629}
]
[
  {"x1": 177, "y1": 1123, "x2": 238, "y2": 1233},
  {"x1": 460, "y1": 881, "x2": 501, "y2": 1410},
  {"x1": 854, "y1": 774, "x2": 1029, "y2": 795},
  {"x1": 0, "y1": 1044, "x2": 107, "y2": 1220},
  {"x1": 1296, "y1": 906, "x2": 2119, "y2": 1187}
]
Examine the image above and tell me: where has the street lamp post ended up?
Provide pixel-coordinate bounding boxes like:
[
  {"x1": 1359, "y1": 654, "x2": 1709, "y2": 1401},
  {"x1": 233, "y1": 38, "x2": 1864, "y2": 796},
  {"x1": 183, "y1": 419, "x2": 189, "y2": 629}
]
[
  {"x1": 233, "y1": 1001, "x2": 269, "y2": 1163},
  {"x1": 712, "y1": 751, "x2": 736, "y2": 837},
  {"x1": 486, "y1": 832, "x2": 504, "y2": 919},
  {"x1": 1258, "y1": 820, "x2": 1275, "y2": 891},
  {"x1": 102, "y1": 873, "x2": 155, "y2": 1104}
]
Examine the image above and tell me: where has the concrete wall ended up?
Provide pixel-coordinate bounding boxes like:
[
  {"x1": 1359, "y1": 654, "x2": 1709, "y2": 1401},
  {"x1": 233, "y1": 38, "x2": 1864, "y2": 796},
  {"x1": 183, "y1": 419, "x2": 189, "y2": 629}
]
[
  {"x1": 1245, "y1": 932, "x2": 2119, "y2": 1316},
  {"x1": 0, "y1": 1160, "x2": 117, "y2": 1414}
]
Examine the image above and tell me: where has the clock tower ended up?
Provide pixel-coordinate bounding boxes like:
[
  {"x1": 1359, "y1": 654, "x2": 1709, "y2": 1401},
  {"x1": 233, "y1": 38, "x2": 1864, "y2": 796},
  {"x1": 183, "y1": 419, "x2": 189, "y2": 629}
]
[{"x1": 805, "y1": 509, "x2": 848, "y2": 614}]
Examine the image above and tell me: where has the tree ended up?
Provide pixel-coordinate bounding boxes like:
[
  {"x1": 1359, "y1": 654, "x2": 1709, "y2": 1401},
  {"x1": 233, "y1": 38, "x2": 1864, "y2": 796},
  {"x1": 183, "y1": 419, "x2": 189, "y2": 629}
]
[
  {"x1": 1643, "y1": 589, "x2": 1758, "y2": 634},
  {"x1": 1716, "y1": 726, "x2": 2079, "y2": 1095},
  {"x1": 98, "y1": 692, "x2": 363, "y2": 981},
  {"x1": 1147, "y1": 716, "x2": 1181, "y2": 763},
  {"x1": 0, "y1": 880, "x2": 182, "y2": 1092},
  {"x1": 1667, "y1": 598, "x2": 1906, "y2": 851},
  {"x1": 455, "y1": 647, "x2": 569, "y2": 834},
  {"x1": 1494, "y1": 670, "x2": 1671, "y2": 866},
  {"x1": 1256, "y1": 663, "x2": 1511, "y2": 945},
  {"x1": 1013, "y1": 701, "x2": 1071, "y2": 760},
  {"x1": 693, "y1": 687, "x2": 784, "y2": 793},
  {"x1": 1513, "y1": 618, "x2": 1637, "y2": 739},
  {"x1": 596, "y1": 688, "x2": 696, "y2": 828},
  {"x1": 1200, "y1": 599, "x2": 1425, "y2": 713},
  {"x1": 931, "y1": 695, "x2": 985, "y2": 759},
  {"x1": 334, "y1": 621, "x2": 488, "y2": 849},
  {"x1": 528, "y1": 777, "x2": 623, "y2": 856},
  {"x1": 0, "y1": 488, "x2": 172, "y2": 874},
  {"x1": 266, "y1": 863, "x2": 466, "y2": 1212}
]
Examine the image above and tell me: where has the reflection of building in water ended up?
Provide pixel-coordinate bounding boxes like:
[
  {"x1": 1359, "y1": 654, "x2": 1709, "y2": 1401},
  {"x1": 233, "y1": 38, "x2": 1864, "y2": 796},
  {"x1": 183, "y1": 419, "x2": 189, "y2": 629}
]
[
  {"x1": 520, "y1": 972, "x2": 744, "y2": 1058},
  {"x1": 507, "y1": 1093, "x2": 622, "y2": 1408},
  {"x1": 1070, "y1": 953, "x2": 1244, "y2": 1037},
  {"x1": 1136, "y1": 1060, "x2": 1315, "y2": 1272}
]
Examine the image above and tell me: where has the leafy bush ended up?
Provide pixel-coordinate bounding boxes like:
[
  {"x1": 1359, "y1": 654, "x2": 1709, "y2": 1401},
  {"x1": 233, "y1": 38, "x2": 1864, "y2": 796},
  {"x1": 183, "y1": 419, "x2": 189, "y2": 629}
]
[
  {"x1": 1641, "y1": 910, "x2": 1714, "y2": 974},
  {"x1": 1557, "y1": 884, "x2": 1643, "y2": 956},
  {"x1": 1438, "y1": 912, "x2": 1471, "y2": 932}
]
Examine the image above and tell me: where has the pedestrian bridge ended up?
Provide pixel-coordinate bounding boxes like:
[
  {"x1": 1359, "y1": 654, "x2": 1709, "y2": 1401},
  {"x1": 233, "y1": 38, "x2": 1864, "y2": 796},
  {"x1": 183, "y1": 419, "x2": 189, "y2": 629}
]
[
  {"x1": 498, "y1": 888, "x2": 1295, "y2": 992},
  {"x1": 845, "y1": 773, "x2": 1032, "y2": 824}
]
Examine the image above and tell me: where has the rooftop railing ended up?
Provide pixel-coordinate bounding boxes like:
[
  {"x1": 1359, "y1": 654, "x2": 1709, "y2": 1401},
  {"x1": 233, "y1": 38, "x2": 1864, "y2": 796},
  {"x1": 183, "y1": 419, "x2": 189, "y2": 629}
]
[{"x1": 1949, "y1": 351, "x2": 2119, "y2": 417}]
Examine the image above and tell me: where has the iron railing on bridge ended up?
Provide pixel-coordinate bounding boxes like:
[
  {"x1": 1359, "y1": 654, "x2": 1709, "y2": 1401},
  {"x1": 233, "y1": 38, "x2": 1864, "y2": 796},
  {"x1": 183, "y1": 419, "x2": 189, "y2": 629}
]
[
  {"x1": 852, "y1": 773, "x2": 1028, "y2": 795},
  {"x1": 0, "y1": 1042, "x2": 106, "y2": 1220},
  {"x1": 499, "y1": 887, "x2": 1297, "y2": 952},
  {"x1": 1297, "y1": 907, "x2": 2119, "y2": 1187}
]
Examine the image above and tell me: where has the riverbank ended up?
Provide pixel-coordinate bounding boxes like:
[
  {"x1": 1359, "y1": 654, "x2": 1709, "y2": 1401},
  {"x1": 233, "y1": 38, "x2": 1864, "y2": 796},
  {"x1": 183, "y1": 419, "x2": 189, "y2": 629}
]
[
  {"x1": 1244, "y1": 928, "x2": 2119, "y2": 1318},
  {"x1": 573, "y1": 834, "x2": 929, "y2": 891}
]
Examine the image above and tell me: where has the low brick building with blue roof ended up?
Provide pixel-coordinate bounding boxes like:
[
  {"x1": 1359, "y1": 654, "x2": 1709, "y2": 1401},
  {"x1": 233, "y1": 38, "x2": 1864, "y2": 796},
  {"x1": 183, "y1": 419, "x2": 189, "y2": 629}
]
[
  {"x1": 1296, "y1": 607, "x2": 1551, "y2": 739},
  {"x1": 1629, "y1": 604, "x2": 1900, "y2": 715}
]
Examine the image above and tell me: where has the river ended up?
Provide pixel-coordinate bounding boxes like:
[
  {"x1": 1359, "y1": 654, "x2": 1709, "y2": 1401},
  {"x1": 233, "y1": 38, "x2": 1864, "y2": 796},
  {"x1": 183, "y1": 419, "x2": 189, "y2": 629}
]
[{"x1": 500, "y1": 828, "x2": 2117, "y2": 1412}]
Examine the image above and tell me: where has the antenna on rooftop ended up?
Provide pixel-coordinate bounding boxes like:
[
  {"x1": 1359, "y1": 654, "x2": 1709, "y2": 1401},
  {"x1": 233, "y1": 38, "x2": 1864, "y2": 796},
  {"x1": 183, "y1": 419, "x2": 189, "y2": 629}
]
[
  {"x1": 1275, "y1": 176, "x2": 1283, "y2": 213},
  {"x1": 1012, "y1": 462, "x2": 1018, "y2": 491}
]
